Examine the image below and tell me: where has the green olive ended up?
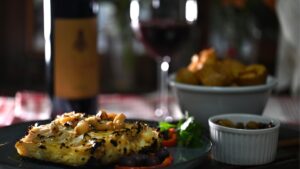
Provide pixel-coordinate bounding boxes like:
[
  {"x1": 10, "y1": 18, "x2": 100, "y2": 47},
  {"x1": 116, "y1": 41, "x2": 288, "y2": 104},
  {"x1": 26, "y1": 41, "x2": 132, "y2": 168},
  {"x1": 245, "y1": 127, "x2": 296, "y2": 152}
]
[
  {"x1": 214, "y1": 119, "x2": 274, "y2": 129},
  {"x1": 246, "y1": 121, "x2": 259, "y2": 129},
  {"x1": 215, "y1": 119, "x2": 235, "y2": 128},
  {"x1": 236, "y1": 122, "x2": 244, "y2": 129}
]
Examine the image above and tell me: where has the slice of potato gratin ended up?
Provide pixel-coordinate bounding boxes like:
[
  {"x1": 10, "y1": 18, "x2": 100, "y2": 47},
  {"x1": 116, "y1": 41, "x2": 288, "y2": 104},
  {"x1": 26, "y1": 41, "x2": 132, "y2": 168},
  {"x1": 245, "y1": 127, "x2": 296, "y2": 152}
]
[{"x1": 15, "y1": 111, "x2": 160, "y2": 166}]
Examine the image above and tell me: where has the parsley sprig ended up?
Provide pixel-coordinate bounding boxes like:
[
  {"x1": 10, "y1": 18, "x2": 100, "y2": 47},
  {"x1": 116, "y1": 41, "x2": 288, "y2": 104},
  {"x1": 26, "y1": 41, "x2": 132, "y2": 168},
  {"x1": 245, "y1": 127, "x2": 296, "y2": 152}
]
[{"x1": 159, "y1": 116, "x2": 203, "y2": 148}]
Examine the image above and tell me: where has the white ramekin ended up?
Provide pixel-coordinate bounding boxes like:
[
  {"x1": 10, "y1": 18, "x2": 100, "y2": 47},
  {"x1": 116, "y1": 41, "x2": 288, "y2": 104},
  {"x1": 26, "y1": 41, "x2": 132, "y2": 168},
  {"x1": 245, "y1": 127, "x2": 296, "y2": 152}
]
[{"x1": 208, "y1": 114, "x2": 280, "y2": 165}]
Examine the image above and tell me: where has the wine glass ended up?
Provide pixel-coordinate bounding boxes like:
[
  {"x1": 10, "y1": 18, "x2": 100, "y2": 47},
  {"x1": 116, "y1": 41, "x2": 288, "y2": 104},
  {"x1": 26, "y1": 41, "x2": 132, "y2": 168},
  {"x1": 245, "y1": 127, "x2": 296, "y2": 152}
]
[{"x1": 130, "y1": 0, "x2": 198, "y2": 121}]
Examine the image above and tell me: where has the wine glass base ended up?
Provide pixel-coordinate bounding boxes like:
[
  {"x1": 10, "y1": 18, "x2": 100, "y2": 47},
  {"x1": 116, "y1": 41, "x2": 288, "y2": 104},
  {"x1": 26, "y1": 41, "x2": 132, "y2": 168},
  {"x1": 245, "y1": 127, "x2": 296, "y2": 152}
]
[
  {"x1": 164, "y1": 116, "x2": 174, "y2": 122},
  {"x1": 154, "y1": 107, "x2": 173, "y2": 122}
]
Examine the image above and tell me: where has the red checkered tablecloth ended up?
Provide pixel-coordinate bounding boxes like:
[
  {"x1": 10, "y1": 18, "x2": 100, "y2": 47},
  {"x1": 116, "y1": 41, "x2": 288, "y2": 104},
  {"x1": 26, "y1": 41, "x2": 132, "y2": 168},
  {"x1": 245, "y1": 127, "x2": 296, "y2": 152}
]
[
  {"x1": 0, "y1": 91, "x2": 299, "y2": 127},
  {"x1": 0, "y1": 97, "x2": 15, "y2": 126},
  {"x1": 0, "y1": 91, "x2": 52, "y2": 127}
]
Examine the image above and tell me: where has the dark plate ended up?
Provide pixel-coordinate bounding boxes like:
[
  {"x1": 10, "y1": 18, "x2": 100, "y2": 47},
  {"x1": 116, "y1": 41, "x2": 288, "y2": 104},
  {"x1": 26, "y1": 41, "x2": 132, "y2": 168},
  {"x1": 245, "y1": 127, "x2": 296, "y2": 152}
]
[{"x1": 0, "y1": 120, "x2": 211, "y2": 169}]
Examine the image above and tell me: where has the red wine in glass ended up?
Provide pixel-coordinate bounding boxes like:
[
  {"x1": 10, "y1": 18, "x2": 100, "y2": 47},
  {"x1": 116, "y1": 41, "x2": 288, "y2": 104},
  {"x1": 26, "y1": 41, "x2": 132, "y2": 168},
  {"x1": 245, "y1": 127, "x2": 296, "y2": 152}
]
[
  {"x1": 134, "y1": 20, "x2": 192, "y2": 120},
  {"x1": 130, "y1": 0, "x2": 198, "y2": 121},
  {"x1": 137, "y1": 20, "x2": 191, "y2": 57}
]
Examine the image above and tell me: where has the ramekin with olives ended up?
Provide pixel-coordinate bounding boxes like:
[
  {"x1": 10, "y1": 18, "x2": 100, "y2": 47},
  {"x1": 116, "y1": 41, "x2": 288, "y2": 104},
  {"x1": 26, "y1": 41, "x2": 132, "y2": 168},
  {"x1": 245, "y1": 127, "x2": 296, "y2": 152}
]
[{"x1": 209, "y1": 114, "x2": 280, "y2": 165}]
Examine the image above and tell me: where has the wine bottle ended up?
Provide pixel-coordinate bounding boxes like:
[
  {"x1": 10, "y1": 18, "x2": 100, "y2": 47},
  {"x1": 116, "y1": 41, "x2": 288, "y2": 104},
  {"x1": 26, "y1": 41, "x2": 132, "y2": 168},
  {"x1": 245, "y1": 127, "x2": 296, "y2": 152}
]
[{"x1": 44, "y1": 0, "x2": 100, "y2": 116}]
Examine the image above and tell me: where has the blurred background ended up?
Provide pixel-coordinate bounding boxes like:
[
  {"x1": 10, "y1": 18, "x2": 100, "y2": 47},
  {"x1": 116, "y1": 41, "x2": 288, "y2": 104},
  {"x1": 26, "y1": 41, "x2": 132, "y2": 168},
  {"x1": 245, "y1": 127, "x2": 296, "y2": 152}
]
[{"x1": 0, "y1": 0, "x2": 280, "y2": 96}]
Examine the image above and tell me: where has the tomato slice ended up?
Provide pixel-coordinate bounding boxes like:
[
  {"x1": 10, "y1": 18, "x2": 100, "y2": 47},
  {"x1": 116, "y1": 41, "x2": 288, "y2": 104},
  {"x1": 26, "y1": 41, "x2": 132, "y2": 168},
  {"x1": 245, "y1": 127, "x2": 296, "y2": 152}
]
[
  {"x1": 161, "y1": 128, "x2": 177, "y2": 147},
  {"x1": 115, "y1": 155, "x2": 173, "y2": 169}
]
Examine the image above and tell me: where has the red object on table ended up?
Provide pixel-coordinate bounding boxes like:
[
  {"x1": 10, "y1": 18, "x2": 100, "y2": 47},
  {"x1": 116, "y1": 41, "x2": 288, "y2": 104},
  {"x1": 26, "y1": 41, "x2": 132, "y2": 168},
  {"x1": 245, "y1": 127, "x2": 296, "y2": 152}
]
[
  {"x1": 115, "y1": 155, "x2": 174, "y2": 169},
  {"x1": 14, "y1": 91, "x2": 51, "y2": 121},
  {"x1": 0, "y1": 91, "x2": 51, "y2": 127},
  {"x1": 0, "y1": 97, "x2": 15, "y2": 127},
  {"x1": 161, "y1": 128, "x2": 177, "y2": 147}
]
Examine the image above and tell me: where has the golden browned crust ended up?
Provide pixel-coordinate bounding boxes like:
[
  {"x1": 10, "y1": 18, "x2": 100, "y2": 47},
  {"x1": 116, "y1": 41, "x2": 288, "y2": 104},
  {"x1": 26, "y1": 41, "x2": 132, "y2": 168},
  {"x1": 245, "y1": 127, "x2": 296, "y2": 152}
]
[{"x1": 15, "y1": 111, "x2": 160, "y2": 166}]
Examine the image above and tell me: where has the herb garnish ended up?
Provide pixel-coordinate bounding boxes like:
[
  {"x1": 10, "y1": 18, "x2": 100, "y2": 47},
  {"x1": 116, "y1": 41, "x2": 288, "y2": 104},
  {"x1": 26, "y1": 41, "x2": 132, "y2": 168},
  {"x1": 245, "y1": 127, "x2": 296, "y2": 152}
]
[{"x1": 159, "y1": 116, "x2": 203, "y2": 148}]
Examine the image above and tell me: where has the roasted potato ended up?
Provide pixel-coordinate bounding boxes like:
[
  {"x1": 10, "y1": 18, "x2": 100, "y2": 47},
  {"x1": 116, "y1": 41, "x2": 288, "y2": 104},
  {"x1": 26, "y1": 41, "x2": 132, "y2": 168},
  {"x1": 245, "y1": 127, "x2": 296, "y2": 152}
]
[
  {"x1": 195, "y1": 62, "x2": 233, "y2": 86},
  {"x1": 175, "y1": 68, "x2": 199, "y2": 85},
  {"x1": 176, "y1": 48, "x2": 268, "y2": 87},
  {"x1": 237, "y1": 64, "x2": 267, "y2": 86},
  {"x1": 222, "y1": 58, "x2": 246, "y2": 80},
  {"x1": 188, "y1": 48, "x2": 217, "y2": 72}
]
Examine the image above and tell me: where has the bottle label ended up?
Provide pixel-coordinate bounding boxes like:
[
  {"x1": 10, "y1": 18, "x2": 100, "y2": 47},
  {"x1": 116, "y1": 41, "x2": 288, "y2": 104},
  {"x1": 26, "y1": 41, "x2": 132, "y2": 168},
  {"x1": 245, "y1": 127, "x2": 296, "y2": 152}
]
[{"x1": 54, "y1": 18, "x2": 99, "y2": 99}]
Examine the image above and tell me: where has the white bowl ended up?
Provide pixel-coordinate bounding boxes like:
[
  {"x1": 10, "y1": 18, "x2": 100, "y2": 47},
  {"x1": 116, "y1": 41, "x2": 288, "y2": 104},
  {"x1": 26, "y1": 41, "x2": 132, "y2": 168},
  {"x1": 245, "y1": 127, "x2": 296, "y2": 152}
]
[
  {"x1": 208, "y1": 114, "x2": 280, "y2": 165},
  {"x1": 169, "y1": 74, "x2": 277, "y2": 127}
]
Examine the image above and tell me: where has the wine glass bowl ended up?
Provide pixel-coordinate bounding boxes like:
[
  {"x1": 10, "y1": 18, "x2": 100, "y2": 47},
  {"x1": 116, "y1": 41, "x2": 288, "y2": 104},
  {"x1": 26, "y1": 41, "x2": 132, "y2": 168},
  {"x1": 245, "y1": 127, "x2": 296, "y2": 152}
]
[
  {"x1": 130, "y1": 0, "x2": 198, "y2": 120},
  {"x1": 130, "y1": 0, "x2": 198, "y2": 57}
]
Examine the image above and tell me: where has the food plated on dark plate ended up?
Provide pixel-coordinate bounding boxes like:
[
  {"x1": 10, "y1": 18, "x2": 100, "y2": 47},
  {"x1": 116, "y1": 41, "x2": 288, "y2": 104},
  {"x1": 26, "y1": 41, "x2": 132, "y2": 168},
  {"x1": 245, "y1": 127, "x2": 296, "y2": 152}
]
[{"x1": 0, "y1": 110, "x2": 211, "y2": 169}]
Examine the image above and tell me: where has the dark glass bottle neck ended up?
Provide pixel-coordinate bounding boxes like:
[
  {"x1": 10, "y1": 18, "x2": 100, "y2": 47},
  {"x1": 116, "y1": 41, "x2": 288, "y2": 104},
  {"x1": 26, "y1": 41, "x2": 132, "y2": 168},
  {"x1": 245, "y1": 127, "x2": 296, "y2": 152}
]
[{"x1": 51, "y1": 0, "x2": 96, "y2": 18}]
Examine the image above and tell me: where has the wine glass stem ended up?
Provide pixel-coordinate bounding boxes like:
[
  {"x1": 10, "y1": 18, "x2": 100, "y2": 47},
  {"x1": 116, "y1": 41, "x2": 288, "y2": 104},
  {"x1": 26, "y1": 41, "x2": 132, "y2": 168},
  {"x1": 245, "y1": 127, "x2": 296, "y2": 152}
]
[{"x1": 156, "y1": 56, "x2": 171, "y2": 120}]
